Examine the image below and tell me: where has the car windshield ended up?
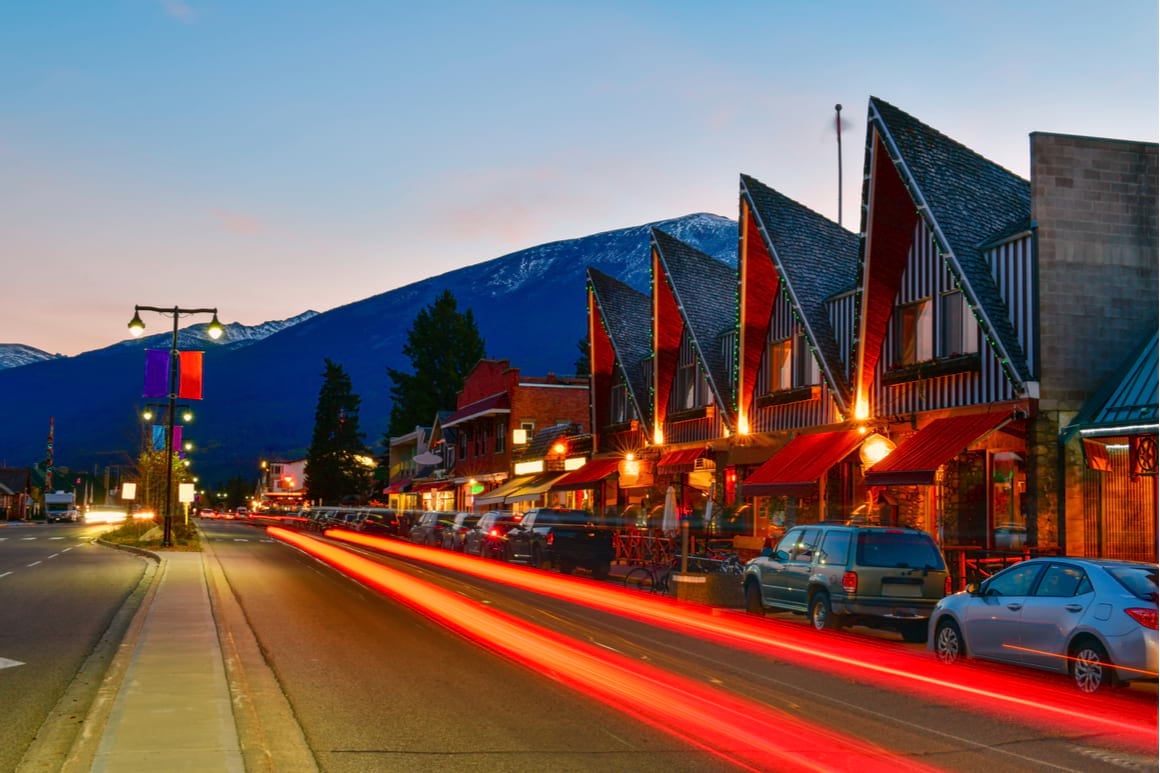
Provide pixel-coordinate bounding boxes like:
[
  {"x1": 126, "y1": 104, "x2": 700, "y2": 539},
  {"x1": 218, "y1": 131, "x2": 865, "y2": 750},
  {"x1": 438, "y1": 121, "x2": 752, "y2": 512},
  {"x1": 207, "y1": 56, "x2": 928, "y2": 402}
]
[
  {"x1": 1105, "y1": 565, "x2": 1159, "y2": 601},
  {"x1": 855, "y1": 531, "x2": 945, "y2": 570}
]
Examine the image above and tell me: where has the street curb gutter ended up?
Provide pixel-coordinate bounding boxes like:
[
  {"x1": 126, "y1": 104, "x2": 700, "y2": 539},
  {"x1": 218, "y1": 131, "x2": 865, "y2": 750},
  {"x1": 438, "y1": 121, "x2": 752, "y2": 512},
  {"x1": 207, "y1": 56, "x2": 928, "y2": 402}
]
[
  {"x1": 16, "y1": 543, "x2": 160, "y2": 773},
  {"x1": 202, "y1": 539, "x2": 319, "y2": 773}
]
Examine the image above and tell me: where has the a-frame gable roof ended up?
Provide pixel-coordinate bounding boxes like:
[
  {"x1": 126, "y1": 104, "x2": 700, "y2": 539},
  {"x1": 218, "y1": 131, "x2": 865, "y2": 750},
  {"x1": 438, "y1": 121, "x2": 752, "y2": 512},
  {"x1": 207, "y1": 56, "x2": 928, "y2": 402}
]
[
  {"x1": 1064, "y1": 331, "x2": 1159, "y2": 440},
  {"x1": 587, "y1": 267, "x2": 651, "y2": 425},
  {"x1": 741, "y1": 173, "x2": 860, "y2": 413},
  {"x1": 651, "y1": 228, "x2": 736, "y2": 421},
  {"x1": 867, "y1": 96, "x2": 1032, "y2": 384}
]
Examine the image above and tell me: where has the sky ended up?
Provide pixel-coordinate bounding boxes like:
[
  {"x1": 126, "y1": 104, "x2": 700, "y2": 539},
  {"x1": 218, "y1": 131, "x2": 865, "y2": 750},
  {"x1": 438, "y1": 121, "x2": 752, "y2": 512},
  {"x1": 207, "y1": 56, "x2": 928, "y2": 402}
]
[{"x1": 2, "y1": 1, "x2": 1156, "y2": 357}]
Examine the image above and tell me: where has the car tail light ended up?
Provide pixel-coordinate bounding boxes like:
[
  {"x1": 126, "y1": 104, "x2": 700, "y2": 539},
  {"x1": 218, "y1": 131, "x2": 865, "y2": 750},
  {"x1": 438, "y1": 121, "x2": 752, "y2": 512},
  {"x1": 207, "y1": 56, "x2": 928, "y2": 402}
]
[
  {"x1": 944, "y1": 575, "x2": 952, "y2": 596},
  {"x1": 1125, "y1": 608, "x2": 1158, "y2": 630},
  {"x1": 842, "y1": 571, "x2": 858, "y2": 594},
  {"x1": 546, "y1": 533, "x2": 554, "y2": 546},
  {"x1": 489, "y1": 528, "x2": 499, "y2": 537}
]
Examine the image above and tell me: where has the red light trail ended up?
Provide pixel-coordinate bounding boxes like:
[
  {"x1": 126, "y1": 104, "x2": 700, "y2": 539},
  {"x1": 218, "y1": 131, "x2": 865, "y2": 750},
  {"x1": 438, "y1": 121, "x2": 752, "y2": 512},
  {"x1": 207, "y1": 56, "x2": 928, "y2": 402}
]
[
  {"x1": 269, "y1": 527, "x2": 938, "y2": 772},
  {"x1": 317, "y1": 527, "x2": 1158, "y2": 752}
]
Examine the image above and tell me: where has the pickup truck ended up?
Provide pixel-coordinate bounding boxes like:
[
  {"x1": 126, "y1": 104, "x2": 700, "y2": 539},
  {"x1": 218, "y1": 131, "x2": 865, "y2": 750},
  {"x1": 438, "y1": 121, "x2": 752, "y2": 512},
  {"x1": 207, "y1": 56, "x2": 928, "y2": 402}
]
[{"x1": 504, "y1": 508, "x2": 615, "y2": 580}]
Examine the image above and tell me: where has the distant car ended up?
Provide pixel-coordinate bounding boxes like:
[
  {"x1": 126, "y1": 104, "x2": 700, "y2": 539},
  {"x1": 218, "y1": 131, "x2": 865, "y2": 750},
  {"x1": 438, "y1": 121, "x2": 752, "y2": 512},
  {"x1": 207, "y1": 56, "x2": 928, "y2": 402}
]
[
  {"x1": 743, "y1": 524, "x2": 949, "y2": 643},
  {"x1": 409, "y1": 511, "x2": 456, "y2": 547},
  {"x1": 463, "y1": 512, "x2": 522, "y2": 559},
  {"x1": 441, "y1": 512, "x2": 481, "y2": 551},
  {"x1": 929, "y1": 556, "x2": 1159, "y2": 693},
  {"x1": 356, "y1": 511, "x2": 400, "y2": 536},
  {"x1": 199, "y1": 509, "x2": 217, "y2": 519}
]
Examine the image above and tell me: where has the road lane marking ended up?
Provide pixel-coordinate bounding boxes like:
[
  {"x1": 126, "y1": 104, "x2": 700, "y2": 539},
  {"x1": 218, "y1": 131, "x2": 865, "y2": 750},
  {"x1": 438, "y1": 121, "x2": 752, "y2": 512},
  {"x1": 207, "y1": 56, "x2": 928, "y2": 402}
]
[
  {"x1": 21, "y1": 537, "x2": 35, "y2": 541},
  {"x1": 233, "y1": 539, "x2": 249, "y2": 542},
  {"x1": 27, "y1": 561, "x2": 41, "y2": 567},
  {"x1": 0, "y1": 657, "x2": 25, "y2": 671},
  {"x1": 48, "y1": 536, "x2": 64, "y2": 540},
  {"x1": 48, "y1": 553, "x2": 59, "y2": 559},
  {"x1": 0, "y1": 572, "x2": 12, "y2": 578}
]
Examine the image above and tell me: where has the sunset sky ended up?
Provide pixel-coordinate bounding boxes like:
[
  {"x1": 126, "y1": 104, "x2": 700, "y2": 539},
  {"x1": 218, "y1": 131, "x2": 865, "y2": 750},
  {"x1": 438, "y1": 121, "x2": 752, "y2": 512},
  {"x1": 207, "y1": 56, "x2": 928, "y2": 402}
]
[{"x1": 3, "y1": 1, "x2": 1156, "y2": 356}]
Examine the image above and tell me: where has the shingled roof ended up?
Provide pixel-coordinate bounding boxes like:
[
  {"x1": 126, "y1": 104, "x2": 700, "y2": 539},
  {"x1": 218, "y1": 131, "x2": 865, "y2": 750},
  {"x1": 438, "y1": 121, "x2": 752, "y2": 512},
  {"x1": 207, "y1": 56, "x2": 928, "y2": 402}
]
[
  {"x1": 587, "y1": 267, "x2": 652, "y2": 425},
  {"x1": 650, "y1": 229, "x2": 736, "y2": 417},
  {"x1": 868, "y1": 96, "x2": 1033, "y2": 383},
  {"x1": 741, "y1": 173, "x2": 860, "y2": 411}
]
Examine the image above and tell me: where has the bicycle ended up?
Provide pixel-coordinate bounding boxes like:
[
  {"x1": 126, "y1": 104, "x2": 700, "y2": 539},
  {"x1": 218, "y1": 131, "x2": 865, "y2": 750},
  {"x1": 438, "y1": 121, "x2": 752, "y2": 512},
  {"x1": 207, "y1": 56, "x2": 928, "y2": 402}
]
[{"x1": 623, "y1": 558, "x2": 678, "y2": 594}]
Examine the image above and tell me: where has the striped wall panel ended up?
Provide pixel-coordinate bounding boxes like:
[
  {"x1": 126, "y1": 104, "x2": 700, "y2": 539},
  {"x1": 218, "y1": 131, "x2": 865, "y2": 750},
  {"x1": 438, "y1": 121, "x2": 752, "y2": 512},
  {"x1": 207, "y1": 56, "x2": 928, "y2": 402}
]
[
  {"x1": 827, "y1": 290, "x2": 858, "y2": 381},
  {"x1": 986, "y1": 234, "x2": 1036, "y2": 378}
]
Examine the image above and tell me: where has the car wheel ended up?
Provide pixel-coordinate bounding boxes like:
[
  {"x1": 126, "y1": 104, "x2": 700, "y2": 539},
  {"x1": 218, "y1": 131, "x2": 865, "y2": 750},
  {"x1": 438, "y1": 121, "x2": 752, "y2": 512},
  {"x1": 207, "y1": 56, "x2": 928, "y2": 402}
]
[
  {"x1": 901, "y1": 620, "x2": 929, "y2": 644},
  {"x1": 809, "y1": 592, "x2": 839, "y2": 631},
  {"x1": 1071, "y1": 638, "x2": 1118, "y2": 693},
  {"x1": 744, "y1": 580, "x2": 764, "y2": 615},
  {"x1": 531, "y1": 546, "x2": 543, "y2": 569},
  {"x1": 624, "y1": 567, "x2": 654, "y2": 592},
  {"x1": 558, "y1": 560, "x2": 575, "y2": 575},
  {"x1": 502, "y1": 543, "x2": 514, "y2": 562},
  {"x1": 934, "y1": 619, "x2": 965, "y2": 664}
]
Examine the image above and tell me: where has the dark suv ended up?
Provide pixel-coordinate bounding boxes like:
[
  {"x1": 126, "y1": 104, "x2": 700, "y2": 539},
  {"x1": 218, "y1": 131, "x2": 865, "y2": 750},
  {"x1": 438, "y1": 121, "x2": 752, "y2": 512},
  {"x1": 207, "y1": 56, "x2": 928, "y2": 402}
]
[{"x1": 742, "y1": 524, "x2": 949, "y2": 643}]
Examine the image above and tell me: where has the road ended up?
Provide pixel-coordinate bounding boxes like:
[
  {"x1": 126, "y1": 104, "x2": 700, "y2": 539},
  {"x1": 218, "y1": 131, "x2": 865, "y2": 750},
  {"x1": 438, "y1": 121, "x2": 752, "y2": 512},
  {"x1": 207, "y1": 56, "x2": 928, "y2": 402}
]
[
  {"x1": 203, "y1": 519, "x2": 1159, "y2": 772},
  {"x1": 0, "y1": 522, "x2": 150, "y2": 773}
]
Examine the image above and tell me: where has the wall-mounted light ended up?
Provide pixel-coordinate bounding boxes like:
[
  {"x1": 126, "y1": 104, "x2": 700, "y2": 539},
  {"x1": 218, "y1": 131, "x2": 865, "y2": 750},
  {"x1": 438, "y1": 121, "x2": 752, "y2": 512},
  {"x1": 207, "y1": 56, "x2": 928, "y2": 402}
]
[
  {"x1": 512, "y1": 428, "x2": 528, "y2": 445},
  {"x1": 859, "y1": 432, "x2": 896, "y2": 467}
]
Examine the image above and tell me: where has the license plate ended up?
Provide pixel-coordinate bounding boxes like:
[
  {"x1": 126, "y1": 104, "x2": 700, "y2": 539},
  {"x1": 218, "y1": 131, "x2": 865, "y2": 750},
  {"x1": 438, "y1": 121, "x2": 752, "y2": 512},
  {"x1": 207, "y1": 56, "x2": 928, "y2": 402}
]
[{"x1": 882, "y1": 584, "x2": 922, "y2": 598}]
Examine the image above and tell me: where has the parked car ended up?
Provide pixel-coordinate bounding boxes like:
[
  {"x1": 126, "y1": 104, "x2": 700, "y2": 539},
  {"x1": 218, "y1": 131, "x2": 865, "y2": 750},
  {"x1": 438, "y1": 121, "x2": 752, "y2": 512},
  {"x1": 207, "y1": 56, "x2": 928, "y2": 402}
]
[
  {"x1": 463, "y1": 512, "x2": 522, "y2": 559},
  {"x1": 743, "y1": 524, "x2": 949, "y2": 643},
  {"x1": 356, "y1": 510, "x2": 400, "y2": 536},
  {"x1": 929, "y1": 556, "x2": 1158, "y2": 692},
  {"x1": 409, "y1": 511, "x2": 457, "y2": 547},
  {"x1": 504, "y1": 507, "x2": 616, "y2": 578},
  {"x1": 441, "y1": 512, "x2": 481, "y2": 551}
]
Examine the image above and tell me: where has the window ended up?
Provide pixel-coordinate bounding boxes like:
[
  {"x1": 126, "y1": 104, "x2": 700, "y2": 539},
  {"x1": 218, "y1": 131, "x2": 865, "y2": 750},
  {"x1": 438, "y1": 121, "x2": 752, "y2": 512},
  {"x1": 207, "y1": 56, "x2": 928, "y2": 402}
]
[
  {"x1": 895, "y1": 299, "x2": 932, "y2": 365},
  {"x1": 676, "y1": 359, "x2": 698, "y2": 409},
  {"x1": 494, "y1": 420, "x2": 506, "y2": 453},
  {"x1": 817, "y1": 530, "x2": 851, "y2": 566},
  {"x1": 984, "y1": 562, "x2": 1044, "y2": 597},
  {"x1": 770, "y1": 339, "x2": 792, "y2": 391},
  {"x1": 940, "y1": 291, "x2": 978, "y2": 357},
  {"x1": 610, "y1": 380, "x2": 629, "y2": 424},
  {"x1": 792, "y1": 528, "x2": 821, "y2": 562},
  {"x1": 794, "y1": 330, "x2": 819, "y2": 386},
  {"x1": 1033, "y1": 565, "x2": 1089, "y2": 597}
]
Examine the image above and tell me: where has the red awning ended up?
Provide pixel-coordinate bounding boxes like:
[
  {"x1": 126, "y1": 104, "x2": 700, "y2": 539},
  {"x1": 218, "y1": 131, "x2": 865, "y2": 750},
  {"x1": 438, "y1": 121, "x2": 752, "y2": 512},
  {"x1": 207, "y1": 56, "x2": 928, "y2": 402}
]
[
  {"x1": 1083, "y1": 439, "x2": 1113, "y2": 472},
  {"x1": 741, "y1": 430, "x2": 864, "y2": 498},
  {"x1": 442, "y1": 393, "x2": 511, "y2": 428},
  {"x1": 550, "y1": 458, "x2": 620, "y2": 491},
  {"x1": 411, "y1": 480, "x2": 454, "y2": 493},
  {"x1": 383, "y1": 478, "x2": 412, "y2": 495},
  {"x1": 656, "y1": 447, "x2": 704, "y2": 473},
  {"x1": 864, "y1": 412, "x2": 1013, "y2": 486}
]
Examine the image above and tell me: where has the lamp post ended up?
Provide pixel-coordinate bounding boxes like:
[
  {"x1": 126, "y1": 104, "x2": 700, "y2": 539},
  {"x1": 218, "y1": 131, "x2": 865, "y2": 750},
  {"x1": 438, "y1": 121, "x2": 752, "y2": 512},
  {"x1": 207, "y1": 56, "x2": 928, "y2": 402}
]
[{"x1": 128, "y1": 305, "x2": 223, "y2": 547}]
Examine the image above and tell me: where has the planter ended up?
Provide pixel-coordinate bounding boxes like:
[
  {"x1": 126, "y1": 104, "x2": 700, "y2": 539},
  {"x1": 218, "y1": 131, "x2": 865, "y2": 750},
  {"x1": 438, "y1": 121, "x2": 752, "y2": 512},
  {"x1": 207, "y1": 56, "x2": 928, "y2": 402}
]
[{"x1": 668, "y1": 572, "x2": 746, "y2": 608}]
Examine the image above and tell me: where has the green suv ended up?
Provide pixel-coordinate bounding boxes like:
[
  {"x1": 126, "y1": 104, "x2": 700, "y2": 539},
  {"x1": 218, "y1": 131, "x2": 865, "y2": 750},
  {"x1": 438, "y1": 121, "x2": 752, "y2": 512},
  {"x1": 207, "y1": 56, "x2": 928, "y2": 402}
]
[{"x1": 742, "y1": 524, "x2": 949, "y2": 643}]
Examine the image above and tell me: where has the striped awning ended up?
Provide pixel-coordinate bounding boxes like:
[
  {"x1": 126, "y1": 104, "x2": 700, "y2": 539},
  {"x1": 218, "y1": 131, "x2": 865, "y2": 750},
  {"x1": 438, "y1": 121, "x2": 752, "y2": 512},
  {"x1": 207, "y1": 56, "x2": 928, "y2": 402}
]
[{"x1": 864, "y1": 412, "x2": 1012, "y2": 486}]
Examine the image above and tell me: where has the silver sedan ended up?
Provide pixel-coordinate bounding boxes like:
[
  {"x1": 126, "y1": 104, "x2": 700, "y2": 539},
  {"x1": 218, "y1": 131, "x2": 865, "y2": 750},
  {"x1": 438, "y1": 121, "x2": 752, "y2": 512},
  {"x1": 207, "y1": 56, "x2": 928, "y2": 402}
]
[{"x1": 929, "y1": 556, "x2": 1158, "y2": 692}]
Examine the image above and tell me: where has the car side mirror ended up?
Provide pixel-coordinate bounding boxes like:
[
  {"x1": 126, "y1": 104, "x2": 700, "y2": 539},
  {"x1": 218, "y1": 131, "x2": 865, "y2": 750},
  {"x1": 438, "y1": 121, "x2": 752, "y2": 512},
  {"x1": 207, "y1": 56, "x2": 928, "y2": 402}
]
[
  {"x1": 774, "y1": 549, "x2": 790, "y2": 561},
  {"x1": 965, "y1": 582, "x2": 980, "y2": 595}
]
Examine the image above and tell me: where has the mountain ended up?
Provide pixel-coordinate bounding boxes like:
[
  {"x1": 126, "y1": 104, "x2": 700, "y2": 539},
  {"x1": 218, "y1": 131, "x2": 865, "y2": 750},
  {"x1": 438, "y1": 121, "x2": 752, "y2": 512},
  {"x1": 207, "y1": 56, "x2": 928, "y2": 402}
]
[
  {"x1": 0, "y1": 213, "x2": 737, "y2": 483},
  {"x1": 0, "y1": 344, "x2": 63, "y2": 370}
]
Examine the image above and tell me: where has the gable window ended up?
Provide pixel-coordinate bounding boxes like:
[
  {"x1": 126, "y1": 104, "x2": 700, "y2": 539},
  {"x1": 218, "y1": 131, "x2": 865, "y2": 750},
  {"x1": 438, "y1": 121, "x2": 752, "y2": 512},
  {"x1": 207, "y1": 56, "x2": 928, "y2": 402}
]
[
  {"x1": 610, "y1": 380, "x2": 629, "y2": 424},
  {"x1": 675, "y1": 358, "x2": 698, "y2": 409},
  {"x1": 895, "y1": 299, "x2": 932, "y2": 366},
  {"x1": 940, "y1": 291, "x2": 978, "y2": 357},
  {"x1": 769, "y1": 339, "x2": 792, "y2": 391},
  {"x1": 794, "y1": 330, "x2": 819, "y2": 386}
]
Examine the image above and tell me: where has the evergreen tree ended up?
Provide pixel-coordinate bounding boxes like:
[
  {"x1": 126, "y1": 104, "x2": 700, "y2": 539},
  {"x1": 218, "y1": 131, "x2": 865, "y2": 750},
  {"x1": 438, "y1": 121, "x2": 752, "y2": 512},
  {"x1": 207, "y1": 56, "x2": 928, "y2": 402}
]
[
  {"x1": 574, "y1": 334, "x2": 590, "y2": 377},
  {"x1": 387, "y1": 290, "x2": 486, "y2": 438},
  {"x1": 305, "y1": 359, "x2": 371, "y2": 504}
]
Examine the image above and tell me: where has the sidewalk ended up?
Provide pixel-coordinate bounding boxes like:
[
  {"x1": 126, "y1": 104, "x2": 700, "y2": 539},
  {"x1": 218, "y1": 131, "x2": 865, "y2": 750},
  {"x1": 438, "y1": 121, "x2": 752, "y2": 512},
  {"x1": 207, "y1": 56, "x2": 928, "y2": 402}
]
[{"x1": 80, "y1": 551, "x2": 245, "y2": 772}]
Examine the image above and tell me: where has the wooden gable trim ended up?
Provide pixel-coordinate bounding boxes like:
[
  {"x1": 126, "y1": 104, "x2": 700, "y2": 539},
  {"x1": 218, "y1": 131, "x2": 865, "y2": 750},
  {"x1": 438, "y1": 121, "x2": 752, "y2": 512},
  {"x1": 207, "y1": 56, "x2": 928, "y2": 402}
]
[
  {"x1": 856, "y1": 131, "x2": 918, "y2": 417},
  {"x1": 738, "y1": 199, "x2": 779, "y2": 433},
  {"x1": 652, "y1": 245, "x2": 683, "y2": 443},
  {"x1": 588, "y1": 285, "x2": 616, "y2": 442}
]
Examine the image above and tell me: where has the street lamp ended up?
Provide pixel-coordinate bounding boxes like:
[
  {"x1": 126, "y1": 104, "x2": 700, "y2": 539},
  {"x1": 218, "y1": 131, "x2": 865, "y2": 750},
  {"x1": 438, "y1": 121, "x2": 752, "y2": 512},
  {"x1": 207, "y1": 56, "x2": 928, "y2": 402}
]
[{"x1": 128, "y1": 305, "x2": 224, "y2": 547}]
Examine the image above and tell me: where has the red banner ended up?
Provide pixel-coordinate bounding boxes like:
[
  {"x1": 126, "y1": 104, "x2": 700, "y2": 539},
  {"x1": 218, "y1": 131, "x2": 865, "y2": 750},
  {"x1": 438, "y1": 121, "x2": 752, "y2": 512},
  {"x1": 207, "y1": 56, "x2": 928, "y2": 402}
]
[{"x1": 178, "y1": 351, "x2": 203, "y2": 400}]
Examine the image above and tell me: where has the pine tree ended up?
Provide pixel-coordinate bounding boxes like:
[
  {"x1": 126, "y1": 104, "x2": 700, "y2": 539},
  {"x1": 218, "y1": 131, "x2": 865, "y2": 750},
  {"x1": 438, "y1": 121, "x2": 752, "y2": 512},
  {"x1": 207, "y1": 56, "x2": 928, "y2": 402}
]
[
  {"x1": 387, "y1": 290, "x2": 486, "y2": 438},
  {"x1": 305, "y1": 359, "x2": 370, "y2": 504},
  {"x1": 574, "y1": 334, "x2": 590, "y2": 377}
]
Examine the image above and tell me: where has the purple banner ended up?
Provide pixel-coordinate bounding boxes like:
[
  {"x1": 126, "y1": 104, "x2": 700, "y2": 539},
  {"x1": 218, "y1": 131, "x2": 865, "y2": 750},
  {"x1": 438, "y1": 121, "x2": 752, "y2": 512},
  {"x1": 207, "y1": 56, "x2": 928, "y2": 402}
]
[
  {"x1": 143, "y1": 350, "x2": 169, "y2": 398},
  {"x1": 151, "y1": 424, "x2": 182, "y2": 453}
]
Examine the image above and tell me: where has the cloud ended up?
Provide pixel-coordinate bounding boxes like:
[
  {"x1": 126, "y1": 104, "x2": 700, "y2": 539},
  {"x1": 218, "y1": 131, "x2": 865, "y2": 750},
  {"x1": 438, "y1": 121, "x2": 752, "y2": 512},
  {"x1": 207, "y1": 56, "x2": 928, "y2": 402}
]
[
  {"x1": 212, "y1": 210, "x2": 265, "y2": 236},
  {"x1": 161, "y1": 0, "x2": 195, "y2": 24}
]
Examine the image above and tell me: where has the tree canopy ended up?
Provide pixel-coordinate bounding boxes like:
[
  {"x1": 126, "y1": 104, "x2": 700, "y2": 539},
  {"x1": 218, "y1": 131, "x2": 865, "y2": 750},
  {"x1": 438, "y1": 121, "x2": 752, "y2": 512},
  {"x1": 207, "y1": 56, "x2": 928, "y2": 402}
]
[
  {"x1": 387, "y1": 290, "x2": 486, "y2": 438},
  {"x1": 305, "y1": 359, "x2": 371, "y2": 504}
]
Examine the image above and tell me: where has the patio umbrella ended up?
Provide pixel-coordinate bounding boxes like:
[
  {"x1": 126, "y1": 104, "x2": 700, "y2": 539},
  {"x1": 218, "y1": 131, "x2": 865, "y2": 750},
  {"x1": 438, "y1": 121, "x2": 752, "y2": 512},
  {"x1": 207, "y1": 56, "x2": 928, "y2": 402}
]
[
  {"x1": 661, "y1": 485, "x2": 678, "y2": 536},
  {"x1": 703, "y1": 496, "x2": 714, "y2": 534}
]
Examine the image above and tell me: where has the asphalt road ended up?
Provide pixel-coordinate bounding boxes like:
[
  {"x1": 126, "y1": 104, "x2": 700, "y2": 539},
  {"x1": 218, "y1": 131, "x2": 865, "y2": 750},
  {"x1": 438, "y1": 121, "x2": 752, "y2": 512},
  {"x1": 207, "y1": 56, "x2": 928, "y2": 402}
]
[
  {"x1": 199, "y1": 520, "x2": 1158, "y2": 772},
  {"x1": 0, "y1": 522, "x2": 149, "y2": 773}
]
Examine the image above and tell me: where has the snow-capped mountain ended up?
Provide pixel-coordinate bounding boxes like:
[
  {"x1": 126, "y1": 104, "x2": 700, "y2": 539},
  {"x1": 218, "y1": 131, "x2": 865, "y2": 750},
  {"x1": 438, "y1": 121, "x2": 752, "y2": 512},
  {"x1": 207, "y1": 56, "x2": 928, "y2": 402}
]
[
  {"x1": 0, "y1": 213, "x2": 736, "y2": 482},
  {"x1": 114, "y1": 311, "x2": 320, "y2": 352},
  {"x1": 0, "y1": 344, "x2": 63, "y2": 370}
]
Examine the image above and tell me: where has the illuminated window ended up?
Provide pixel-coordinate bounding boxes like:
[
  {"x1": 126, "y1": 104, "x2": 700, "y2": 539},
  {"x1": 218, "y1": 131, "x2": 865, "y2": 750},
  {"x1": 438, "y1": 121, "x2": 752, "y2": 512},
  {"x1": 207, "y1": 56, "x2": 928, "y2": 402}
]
[
  {"x1": 769, "y1": 339, "x2": 792, "y2": 390},
  {"x1": 895, "y1": 299, "x2": 932, "y2": 366},
  {"x1": 940, "y1": 291, "x2": 978, "y2": 357}
]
